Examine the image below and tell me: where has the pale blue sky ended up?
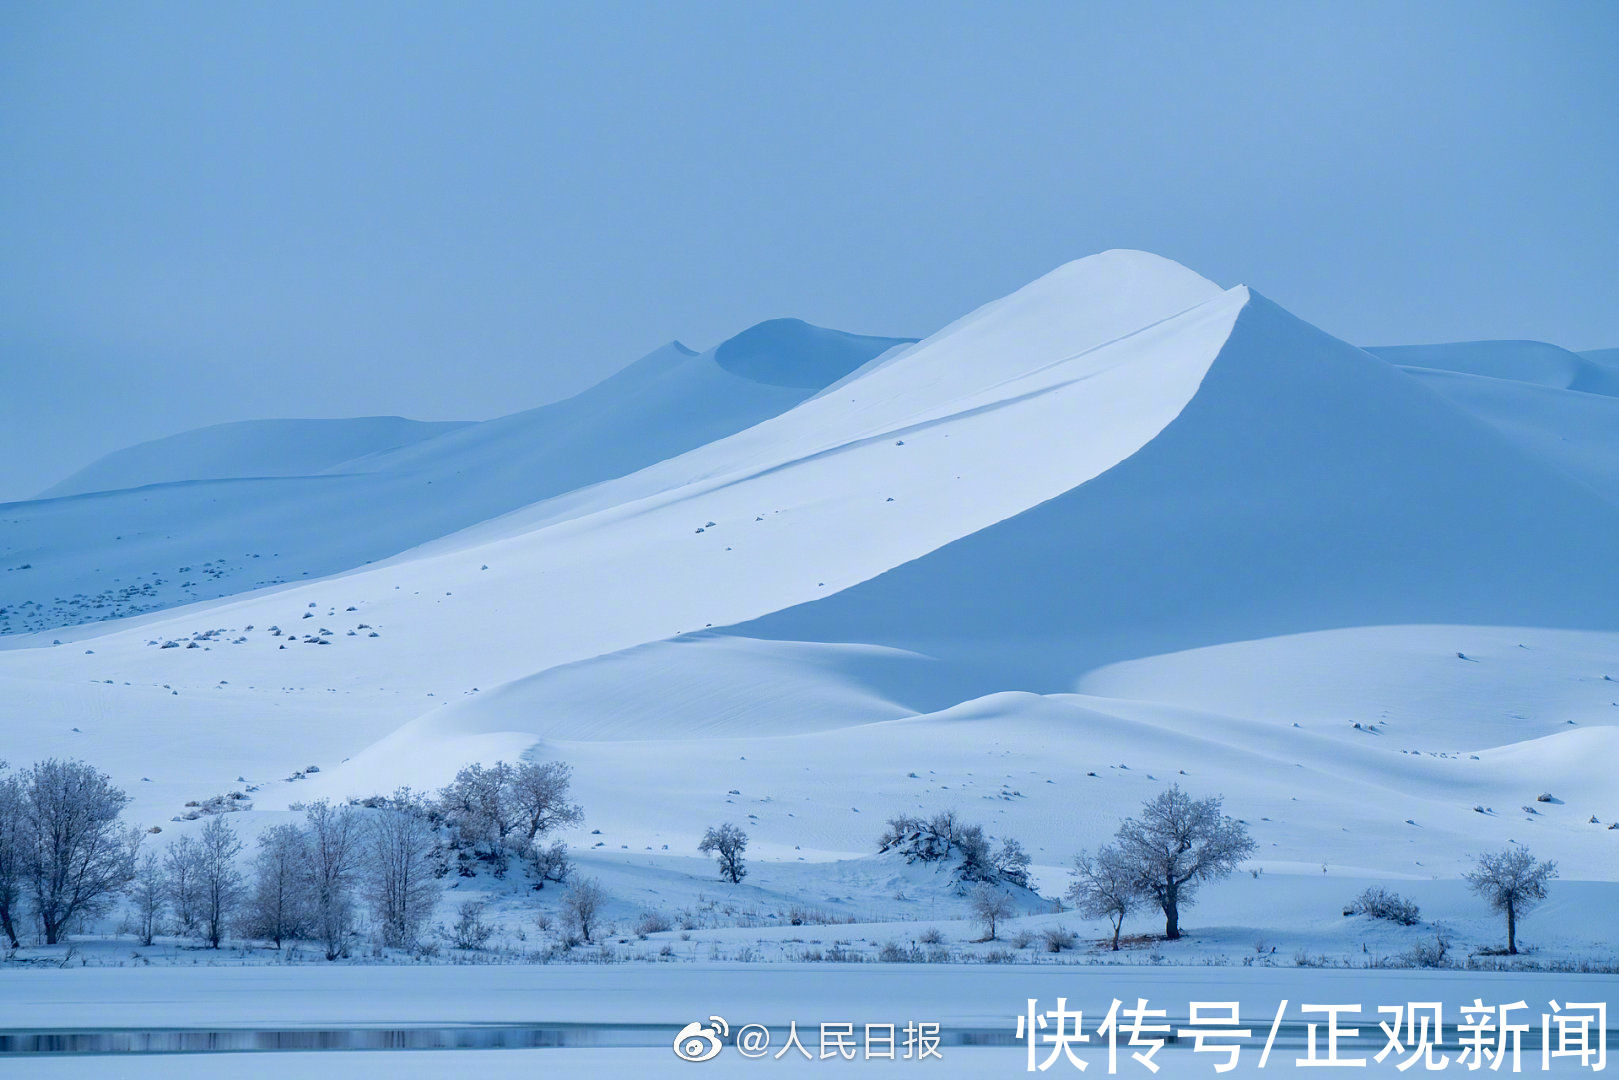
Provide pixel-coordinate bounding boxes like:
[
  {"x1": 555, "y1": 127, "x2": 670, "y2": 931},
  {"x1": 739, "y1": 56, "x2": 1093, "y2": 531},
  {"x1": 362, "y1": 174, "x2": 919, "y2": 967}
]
[{"x1": 3, "y1": 1, "x2": 1616, "y2": 500}]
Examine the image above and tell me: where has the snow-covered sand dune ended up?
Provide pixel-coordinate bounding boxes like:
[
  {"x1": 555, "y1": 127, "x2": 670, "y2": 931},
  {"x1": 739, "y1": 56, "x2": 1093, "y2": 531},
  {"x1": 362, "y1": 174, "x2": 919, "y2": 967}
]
[
  {"x1": 2, "y1": 250, "x2": 1616, "y2": 925},
  {"x1": 1, "y1": 325, "x2": 910, "y2": 634},
  {"x1": 1369, "y1": 339, "x2": 1619, "y2": 397},
  {"x1": 37, "y1": 416, "x2": 473, "y2": 498}
]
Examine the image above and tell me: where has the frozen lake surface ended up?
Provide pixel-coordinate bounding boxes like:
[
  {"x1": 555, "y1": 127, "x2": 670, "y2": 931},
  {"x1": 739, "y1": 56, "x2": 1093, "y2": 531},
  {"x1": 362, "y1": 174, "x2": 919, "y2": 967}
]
[{"x1": 1, "y1": 964, "x2": 1612, "y2": 1076}]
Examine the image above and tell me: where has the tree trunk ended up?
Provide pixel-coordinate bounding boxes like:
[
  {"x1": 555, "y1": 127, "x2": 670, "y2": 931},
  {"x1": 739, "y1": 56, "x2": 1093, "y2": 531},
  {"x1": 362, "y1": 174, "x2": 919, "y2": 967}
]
[
  {"x1": 1163, "y1": 883, "x2": 1181, "y2": 940},
  {"x1": 1111, "y1": 917, "x2": 1122, "y2": 950},
  {"x1": 1506, "y1": 902, "x2": 1517, "y2": 955},
  {"x1": 0, "y1": 910, "x2": 18, "y2": 950}
]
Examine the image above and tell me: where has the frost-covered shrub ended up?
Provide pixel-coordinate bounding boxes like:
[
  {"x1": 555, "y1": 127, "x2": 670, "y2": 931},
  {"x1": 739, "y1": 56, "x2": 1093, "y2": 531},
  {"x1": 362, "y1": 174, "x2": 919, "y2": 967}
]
[
  {"x1": 445, "y1": 900, "x2": 496, "y2": 951},
  {"x1": 562, "y1": 878, "x2": 605, "y2": 944},
  {"x1": 879, "y1": 810, "x2": 1031, "y2": 889},
  {"x1": 992, "y1": 839, "x2": 1032, "y2": 888},
  {"x1": 1346, "y1": 887, "x2": 1420, "y2": 926},
  {"x1": 635, "y1": 910, "x2": 672, "y2": 936},
  {"x1": 1400, "y1": 933, "x2": 1452, "y2": 968},
  {"x1": 878, "y1": 811, "x2": 959, "y2": 862},
  {"x1": 878, "y1": 940, "x2": 916, "y2": 963},
  {"x1": 1042, "y1": 926, "x2": 1078, "y2": 953},
  {"x1": 526, "y1": 839, "x2": 571, "y2": 888}
]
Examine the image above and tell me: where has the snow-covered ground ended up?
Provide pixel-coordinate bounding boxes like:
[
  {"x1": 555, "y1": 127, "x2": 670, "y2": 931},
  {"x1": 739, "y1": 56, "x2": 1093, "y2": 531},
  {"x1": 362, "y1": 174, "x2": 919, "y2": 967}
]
[{"x1": 1, "y1": 251, "x2": 1615, "y2": 1071}]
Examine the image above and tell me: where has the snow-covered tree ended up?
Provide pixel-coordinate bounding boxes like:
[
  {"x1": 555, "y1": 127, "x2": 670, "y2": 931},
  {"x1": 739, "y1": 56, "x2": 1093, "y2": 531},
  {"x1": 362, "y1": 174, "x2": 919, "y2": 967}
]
[
  {"x1": 509, "y1": 762, "x2": 583, "y2": 845},
  {"x1": 994, "y1": 838, "x2": 1032, "y2": 889},
  {"x1": 562, "y1": 877, "x2": 605, "y2": 943},
  {"x1": 247, "y1": 823, "x2": 308, "y2": 947},
  {"x1": 363, "y1": 790, "x2": 441, "y2": 950},
  {"x1": 128, "y1": 852, "x2": 166, "y2": 946},
  {"x1": 1067, "y1": 844, "x2": 1138, "y2": 950},
  {"x1": 435, "y1": 762, "x2": 514, "y2": 857},
  {"x1": 303, "y1": 799, "x2": 361, "y2": 960},
  {"x1": 698, "y1": 823, "x2": 748, "y2": 884},
  {"x1": 433, "y1": 760, "x2": 580, "y2": 878},
  {"x1": 0, "y1": 767, "x2": 24, "y2": 948},
  {"x1": 1113, "y1": 785, "x2": 1254, "y2": 940},
  {"x1": 19, "y1": 758, "x2": 138, "y2": 944},
  {"x1": 163, "y1": 834, "x2": 202, "y2": 936},
  {"x1": 195, "y1": 815, "x2": 243, "y2": 948},
  {"x1": 1466, "y1": 846, "x2": 1557, "y2": 955},
  {"x1": 968, "y1": 884, "x2": 1013, "y2": 941}
]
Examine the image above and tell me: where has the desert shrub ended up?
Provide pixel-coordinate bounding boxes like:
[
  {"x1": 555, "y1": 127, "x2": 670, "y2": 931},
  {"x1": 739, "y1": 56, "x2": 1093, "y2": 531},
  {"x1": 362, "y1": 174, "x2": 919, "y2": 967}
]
[
  {"x1": 788, "y1": 905, "x2": 837, "y2": 926},
  {"x1": 881, "y1": 811, "x2": 1030, "y2": 890},
  {"x1": 1400, "y1": 933, "x2": 1452, "y2": 968},
  {"x1": 1041, "y1": 926, "x2": 1078, "y2": 953},
  {"x1": 526, "y1": 840, "x2": 571, "y2": 888},
  {"x1": 1346, "y1": 886, "x2": 1420, "y2": 926},
  {"x1": 445, "y1": 900, "x2": 496, "y2": 951},
  {"x1": 878, "y1": 940, "x2": 915, "y2": 962},
  {"x1": 634, "y1": 910, "x2": 672, "y2": 936},
  {"x1": 562, "y1": 878, "x2": 605, "y2": 943}
]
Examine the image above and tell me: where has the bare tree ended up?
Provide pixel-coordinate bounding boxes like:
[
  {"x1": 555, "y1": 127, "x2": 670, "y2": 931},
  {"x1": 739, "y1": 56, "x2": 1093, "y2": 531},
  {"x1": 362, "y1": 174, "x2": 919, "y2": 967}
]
[
  {"x1": 163, "y1": 834, "x2": 203, "y2": 937},
  {"x1": 698, "y1": 823, "x2": 748, "y2": 884},
  {"x1": 363, "y1": 790, "x2": 441, "y2": 950},
  {"x1": 195, "y1": 816, "x2": 243, "y2": 948},
  {"x1": 1114, "y1": 785, "x2": 1254, "y2": 940},
  {"x1": 562, "y1": 877, "x2": 605, "y2": 943},
  {"x1": 1466, "y1": 847, "x2": 1557, "y2": 955},
  {"x1": 303, "y1": 799, "x2": 361, "y2": 960},
  {"x1": 509, "y1": 762, "x2": 583, "y2": 845},
  {"x1": 969, "y1": 884, "x2": 1013, "y2": 941},
  {"x1": 1067, "y1": 845, "x2": 1138, "y2": 950},
  {"x1": 0, "y1": 767, "x2": 23, "y2": 948},
  {"x1": 247, "y1": 823, "x2": 308, "y2": 947},
  {"x1": 19, "y1": 759, "x2": 138, "y2": 944},
  {"x1": 128, "y1": 852, "x2": 166, "y2": 946}
]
